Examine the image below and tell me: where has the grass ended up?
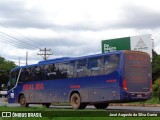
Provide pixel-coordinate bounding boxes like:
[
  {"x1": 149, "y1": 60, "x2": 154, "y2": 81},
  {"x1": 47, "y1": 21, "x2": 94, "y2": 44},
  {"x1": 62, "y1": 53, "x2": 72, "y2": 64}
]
[
  {"x1": 0, "y1": 96, "x2": 160, "y2": 120},
  {"x1": 143, "y1": 96, "x2": 160, "y2": 104},
  {"x1": 128, "y1": 96, "x2": 160, "y2": 105},
  {"x1": 0, "y1": 106, "x2": 160, "y2": 120}
]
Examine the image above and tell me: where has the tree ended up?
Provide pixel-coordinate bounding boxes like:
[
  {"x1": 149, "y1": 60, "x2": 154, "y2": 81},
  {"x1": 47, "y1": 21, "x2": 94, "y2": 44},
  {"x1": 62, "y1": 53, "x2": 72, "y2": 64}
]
[
  {"x1": 0, "y1": 57, "x2": 5, "y2": 63},
  {"x1": 152, "y1": 49, "x2": 160, "y2": 81},
  {"x1": 0, "y1": 56, "x2": 17, "y2": 86}
]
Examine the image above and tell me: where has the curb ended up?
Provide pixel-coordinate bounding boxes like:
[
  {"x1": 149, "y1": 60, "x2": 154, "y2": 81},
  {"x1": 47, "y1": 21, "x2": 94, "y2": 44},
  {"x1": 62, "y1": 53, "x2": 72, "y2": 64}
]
[{"x1": 110, "y1": 103, "x2": 160, "y2": 107}]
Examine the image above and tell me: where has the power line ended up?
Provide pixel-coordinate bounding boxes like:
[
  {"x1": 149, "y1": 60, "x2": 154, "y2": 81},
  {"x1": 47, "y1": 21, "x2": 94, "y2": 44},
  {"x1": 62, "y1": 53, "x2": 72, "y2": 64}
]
[
  {"x1": 0, "y1": 33, "x2": 34, "y2": 49},
  {"x1": 0, "y1": 30, "x2": 39, "y2": 49},
  {"x1": 0, "y1": 23, "x2": 42, "y2": 50},
  {"x1": 0, "y1": 23, "x2": 43, "y2": 47},
  {"x1": 0, "y1": 34, "x2": 33, "y2": 49}
]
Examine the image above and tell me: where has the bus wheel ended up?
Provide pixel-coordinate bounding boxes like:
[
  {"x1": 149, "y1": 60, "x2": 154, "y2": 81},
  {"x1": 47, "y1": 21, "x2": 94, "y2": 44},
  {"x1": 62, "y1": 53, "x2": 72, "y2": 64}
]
[
  {"x1": 94, "y1": 103, "x2": 109, "y2": 109},
  {"x1": 43, "y1": 103, "x2": 51, "y2": 108},
  {"x1": 19, "y1": 95, "x2": 29, "y2": 107},
  {"x1": 70, "y1": 93, "x2": 86, "y2": 109}
]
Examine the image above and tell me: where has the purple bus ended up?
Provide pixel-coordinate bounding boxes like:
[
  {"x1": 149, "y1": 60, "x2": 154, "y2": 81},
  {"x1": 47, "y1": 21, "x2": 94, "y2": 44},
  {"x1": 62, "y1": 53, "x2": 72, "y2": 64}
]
[{"x1": 7, "y1": 50, "x2": 152, "y2": 109}]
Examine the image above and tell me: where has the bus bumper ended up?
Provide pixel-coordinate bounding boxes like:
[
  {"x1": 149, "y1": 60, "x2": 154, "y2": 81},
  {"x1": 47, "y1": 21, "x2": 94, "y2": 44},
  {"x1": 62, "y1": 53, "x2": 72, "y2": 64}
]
[{"x1": 120, "y1": 90, "x2": 152, "y2": 102}]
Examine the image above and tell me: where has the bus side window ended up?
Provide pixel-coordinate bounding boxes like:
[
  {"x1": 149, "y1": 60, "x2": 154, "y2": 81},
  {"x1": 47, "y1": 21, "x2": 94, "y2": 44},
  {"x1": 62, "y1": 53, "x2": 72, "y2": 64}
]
[
  {"x1": 75, "y1": 59, "x2": 88, "y2": 77},
  {"x1": 31, "y1": 67, "x2": 36, "y2": 81},
  {"x1": 54, "y1": 64, "x2": 61, "y2": 79},
  {"x1": 58, "y1": 63, "x2": 68, "y2": 79},
  {"x1": 19, "y1": 68, "x2": 30, "y2": 82},
  {"x1": 39, "y1": 66, "x2": 44, "y2": 80},
  {"x1": 10, "y1": 69, "x2": 20, "y2": 85},
  {"x1": 67, "y1": 62, "x2": 74, "y2": 78},
  {"x1": 43, "y1": 65, "x2": 49, "y2": 80},
  {"x1": 47, "y1": 64, "x2": 57, "y2": 80},
  {"x1": 104, "y1": 54, "x2": 119, "y2": 74},
  {"x1": 35, "y1": 66, "x2": 41, "y2": 80},
  {"x1": 59, "y1": 62, "x2": 74, "y2": 79},
  {"x1": 36, "y1": 66, "x2": 45, "y2": 81},
  {"x1": 19, "y1": 69, "x2": 26, "y2": 82},
  {"x1": 28, "y1": 68, "x2": 32, "y2": 81},
  {"x1": 88, "y1": 57, "x2": 104, "y2": 76},
  {"x1": 25, "y1": 68, "x2": 31, "y2": 81}
]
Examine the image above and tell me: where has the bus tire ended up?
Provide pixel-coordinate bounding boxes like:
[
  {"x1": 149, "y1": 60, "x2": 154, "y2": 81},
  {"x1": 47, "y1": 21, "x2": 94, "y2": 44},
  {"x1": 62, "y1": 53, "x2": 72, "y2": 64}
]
[
  {"x1": 70, "y1": 93, "x2": 86, "y2": 109},
  {"x1": 94, "y1": 103, "x2": 109, "y2": 109},
  {"x1": 43, "y1": 103, "x2": 51, "y2": 108},
  {"x1": 19, "y1": 95, "x2": 29, "y2": 107}
]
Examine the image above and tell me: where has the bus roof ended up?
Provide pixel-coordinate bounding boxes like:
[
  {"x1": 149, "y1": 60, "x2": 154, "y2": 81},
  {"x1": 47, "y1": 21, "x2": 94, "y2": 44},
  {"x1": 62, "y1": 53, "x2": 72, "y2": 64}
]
[
  {"x1": 12, "y1": 50, "x2": 123, "y2": 70},
  {"x1": 38, "y1": 50, "x2": 123, "y2": 64}
]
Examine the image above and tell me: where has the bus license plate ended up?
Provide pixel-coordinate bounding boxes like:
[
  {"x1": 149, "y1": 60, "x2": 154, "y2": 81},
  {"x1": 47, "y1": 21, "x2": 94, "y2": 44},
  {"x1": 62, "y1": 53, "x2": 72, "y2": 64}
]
[{"x1": 137, "y1": 94, "x2": 142, "y2": 97}]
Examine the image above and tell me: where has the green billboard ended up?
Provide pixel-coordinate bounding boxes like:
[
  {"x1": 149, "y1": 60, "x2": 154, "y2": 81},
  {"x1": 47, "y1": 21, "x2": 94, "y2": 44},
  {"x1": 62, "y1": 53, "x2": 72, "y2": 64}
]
[
  {"x1": 101, "y1": 34, "x2": 152, "y2": 59},
  {"x1": 102, "y1": 37, "x2": 130, "y2": 53}
]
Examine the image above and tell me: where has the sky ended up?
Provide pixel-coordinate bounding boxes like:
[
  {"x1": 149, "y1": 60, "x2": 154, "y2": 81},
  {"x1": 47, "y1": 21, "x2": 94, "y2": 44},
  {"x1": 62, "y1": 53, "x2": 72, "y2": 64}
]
[{"x1": 0, "y1": 0, "x2": 160, "y2": 65}]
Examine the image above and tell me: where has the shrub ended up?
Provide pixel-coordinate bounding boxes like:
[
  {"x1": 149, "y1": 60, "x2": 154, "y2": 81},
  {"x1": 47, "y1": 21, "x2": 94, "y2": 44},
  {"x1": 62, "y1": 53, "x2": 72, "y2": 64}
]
[{"x1": 152, "y1": 78, "x2": 160, "y2": 97}]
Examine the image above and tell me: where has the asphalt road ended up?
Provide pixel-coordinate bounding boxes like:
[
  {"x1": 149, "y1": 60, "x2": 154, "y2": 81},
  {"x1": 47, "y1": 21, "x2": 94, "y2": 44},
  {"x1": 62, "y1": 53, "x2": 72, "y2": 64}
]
[{"x1": 0, "y1": 98, "x2": 160, "y2": 113}]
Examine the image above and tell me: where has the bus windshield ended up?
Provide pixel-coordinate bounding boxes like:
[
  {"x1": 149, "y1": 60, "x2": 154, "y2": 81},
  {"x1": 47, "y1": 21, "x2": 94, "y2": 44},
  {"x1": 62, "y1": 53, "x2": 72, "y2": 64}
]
[
  {"x1": 7, "y1": 69, "x2": 20, "y2": 90},
  {"x1": 124, "y1": 51, "x2": 152, "y2": 92}
]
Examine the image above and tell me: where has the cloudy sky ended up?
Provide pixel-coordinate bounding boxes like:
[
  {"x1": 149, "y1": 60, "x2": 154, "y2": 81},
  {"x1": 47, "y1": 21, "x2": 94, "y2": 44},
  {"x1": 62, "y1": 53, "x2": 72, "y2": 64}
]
[{"x1": 0, "y1": 0, "x2": 160, "y2": 65}]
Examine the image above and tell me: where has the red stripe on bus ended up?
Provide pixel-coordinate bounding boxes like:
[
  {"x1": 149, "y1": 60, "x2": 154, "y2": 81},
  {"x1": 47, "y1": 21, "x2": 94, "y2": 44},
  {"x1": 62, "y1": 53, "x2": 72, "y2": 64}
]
[
  {"x1": 106, "y1": 79, "x2": 117, "y2": 83},
  {"x1": 70, "y1": 85, "x2": 80, "y2": 89}
]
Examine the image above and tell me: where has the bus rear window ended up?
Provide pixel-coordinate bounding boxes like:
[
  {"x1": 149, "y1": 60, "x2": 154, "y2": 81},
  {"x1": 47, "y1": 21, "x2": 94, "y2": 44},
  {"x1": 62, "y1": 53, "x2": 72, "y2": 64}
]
[{"x1": 125, "y1": 52, "x2": 150, "y2": 67}]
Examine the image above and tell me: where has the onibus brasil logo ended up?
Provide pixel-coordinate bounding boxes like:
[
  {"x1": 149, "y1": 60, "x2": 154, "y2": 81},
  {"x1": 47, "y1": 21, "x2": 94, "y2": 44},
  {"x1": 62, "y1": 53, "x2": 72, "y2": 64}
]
[{"x1": 1, "y1": 112, "x2": 42, "y2": 118}]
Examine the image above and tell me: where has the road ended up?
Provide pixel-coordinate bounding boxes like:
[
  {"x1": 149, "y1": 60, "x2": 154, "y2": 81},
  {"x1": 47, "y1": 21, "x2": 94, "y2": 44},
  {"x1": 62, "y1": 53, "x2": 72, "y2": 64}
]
[
  {"x1": 51, "y1": 105, "x2": 160, "y2": 113},
  {"x1": 0, "y1": 98, "x2": 160, "y2": 113}
]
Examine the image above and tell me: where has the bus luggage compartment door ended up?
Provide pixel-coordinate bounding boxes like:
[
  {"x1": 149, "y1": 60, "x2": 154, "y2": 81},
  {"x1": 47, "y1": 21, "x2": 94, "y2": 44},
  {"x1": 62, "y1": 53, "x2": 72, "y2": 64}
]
[
  {"x1": 24, "y1": 91, "x2": 35, "y2": 103},
  {"x1": 93, "y1": 87, "x2": 120, "y2": 102}
]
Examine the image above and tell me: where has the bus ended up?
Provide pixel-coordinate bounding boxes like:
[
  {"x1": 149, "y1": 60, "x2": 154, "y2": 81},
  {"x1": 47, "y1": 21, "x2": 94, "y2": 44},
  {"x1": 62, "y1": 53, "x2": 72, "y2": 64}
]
[{"x1": 7, "y1": 50, "x2": 152, "y2": 109}]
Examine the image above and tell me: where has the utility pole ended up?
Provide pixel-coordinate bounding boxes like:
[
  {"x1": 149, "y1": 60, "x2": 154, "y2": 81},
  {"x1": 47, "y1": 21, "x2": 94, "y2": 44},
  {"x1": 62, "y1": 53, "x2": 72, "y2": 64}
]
[
  {"x1": 18, "y1": 57, "x2": 22, "y2": 66},
  {"x1": 26, "y1": 51, "x2": 28, "y2": 65},
  {"x1": 37, "y1": 48, "x2": 53, "y2": 60}
]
